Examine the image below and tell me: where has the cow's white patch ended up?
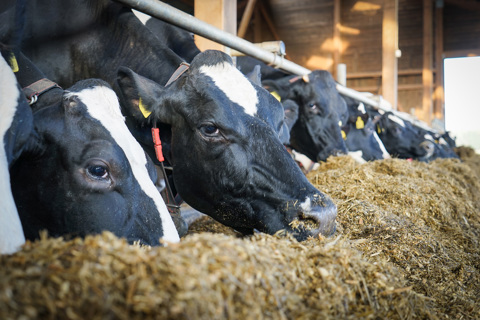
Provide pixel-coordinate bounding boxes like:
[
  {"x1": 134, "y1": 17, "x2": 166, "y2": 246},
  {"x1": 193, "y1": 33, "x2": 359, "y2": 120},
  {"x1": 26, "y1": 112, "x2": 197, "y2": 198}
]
[
  {"x1": 373, "y1": 132, "x2": 391, "y2": 159},
  {"x1": 133, "y1": 10, "x2": 152, "y2": 26},
  {"x1": 291, "y1": 149, "x2": 319, "y2": 171},
  {"x1": 200, "y1": 61, "x2": 259, "y2": 116},
  {"x1": 300, "y1": 197, "x2": 312, "y2": 212},
  {"x1": 71, "y1": 86, "x2": 180, "y2": 243},
  {"x1": 0, "y1": 56, "x2": 26, "y2": 254},
  {"x1": 439, "y1": 137, "x2": 448, "y2": 145},
  {"x1": 424, "y1": 134, "x2": 435, "y2": 142},
  {"x1": 357, "y1": 102, "x2": 366, "y2": 114},
  {"x1": 387, "y1": 114, "x2": 405, "y2": 127},
  {"x1": 348, "y1": 150, "x2": 367, "y2": 164}
]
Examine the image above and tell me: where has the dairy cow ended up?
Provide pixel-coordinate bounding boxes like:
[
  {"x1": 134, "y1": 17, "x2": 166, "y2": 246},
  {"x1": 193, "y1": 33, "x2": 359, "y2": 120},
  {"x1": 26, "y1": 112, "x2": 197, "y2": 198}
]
[
  {"x1": 6, "y1": 51, "x2": 179, "y2": 246},
  {"x1": 0, "y1": 51, "x2": 30, "y2": 254},
  {"x1": 1, "y1": 1, "x2": 337, "y2": 240},
  {"x1": 367, "y1": 107, "x2": 436, "y2": 161},
  {"x1": 341, "y1": 96, "x2": 390, "y2": 162},
  {"x1": 262, "y1": 71, "x2": 348, "y2": 162}
]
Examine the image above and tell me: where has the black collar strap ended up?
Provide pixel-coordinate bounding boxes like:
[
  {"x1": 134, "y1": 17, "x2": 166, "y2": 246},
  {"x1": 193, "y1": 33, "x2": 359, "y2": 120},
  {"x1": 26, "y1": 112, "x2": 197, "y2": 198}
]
[{"x1": 23, "y1": 78, "x2": 62, "y2": 105}]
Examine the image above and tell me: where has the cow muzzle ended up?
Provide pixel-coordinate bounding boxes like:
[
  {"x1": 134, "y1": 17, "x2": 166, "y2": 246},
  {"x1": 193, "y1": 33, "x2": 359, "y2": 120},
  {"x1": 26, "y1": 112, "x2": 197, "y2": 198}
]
[{"x1": 288, "y1": 194, "x2": 337, "y2": 241}]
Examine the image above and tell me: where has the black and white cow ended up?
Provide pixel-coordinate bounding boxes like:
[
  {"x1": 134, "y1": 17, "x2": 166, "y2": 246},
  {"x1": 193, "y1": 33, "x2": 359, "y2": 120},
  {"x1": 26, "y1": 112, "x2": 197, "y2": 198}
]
[
  {"x1": 5, "y1": 51, "x2": 179, "y2": 246},
  {"x1": 115, "y1": 52, "x2": 337, "y2": 239},
  {"x1": 341, "y1": 96, "x2": 390, "y2": 162},
  {"x1": 368, "y1": 107, "x2": 436, "y2": 161},
  {"x1": 0, "y1": 51, "x2": 30, "y2": 254},
  {"x1": 262, "y1": 71, "x2": 348, "y2": 162},
  {"x1": 412, "y1": 126, "x2": 459, "y2": 161},
  {"x1": 1, "y1": 1, "x2": 337, "y2": 240}
]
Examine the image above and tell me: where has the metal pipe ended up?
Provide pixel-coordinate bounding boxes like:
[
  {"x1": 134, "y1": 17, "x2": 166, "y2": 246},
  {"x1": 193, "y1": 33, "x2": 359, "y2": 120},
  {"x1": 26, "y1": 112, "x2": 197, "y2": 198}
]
[{"x1": 115, "y1": 0, "x2": 311, "y2": 75}]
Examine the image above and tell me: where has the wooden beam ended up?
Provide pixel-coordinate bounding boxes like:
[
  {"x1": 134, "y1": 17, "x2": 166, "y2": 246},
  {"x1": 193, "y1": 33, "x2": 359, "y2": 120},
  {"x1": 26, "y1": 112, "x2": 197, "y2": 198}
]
[
  {"x1": 444, "y1": 49, "x2": 480, "y2": 58},
  {"x1": 347, "y1": 69, "x2": 430, "y2": 79},
  {"x1": 237, "y1": 0, "x2": 257, "y2": 39},
  {"x1": 258, "y1": 2, "x2": 281, "y2": 41},
  {"x1": 422, "y1": 0, "x2": 434, "y2": 125},
  {"x1": 381, "y1": 0, "x2": 399, "y2": 109},
  {"x1": 253, "y1": 5, "x2": 262, "y2": 43},
  {"x1": 194, "y1": 0, "x2": 236, "y2": 52},
  {"x1": 444, "y1": 0, "x2": 480, "y2": 11},
  {"x1": 434, "y1": 2, "x2": 444, "y2": 123},
  {"x1": 333, "y1": 0, "x2": 341, "y2": 79}
]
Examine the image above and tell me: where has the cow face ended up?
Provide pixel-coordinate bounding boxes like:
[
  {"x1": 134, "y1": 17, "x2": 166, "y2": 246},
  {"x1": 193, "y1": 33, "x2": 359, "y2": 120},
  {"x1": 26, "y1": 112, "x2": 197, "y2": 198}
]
[
  {"x1": 116, "y1": 50, "x2": 337, "y2": 241},
  {"x1": 375, "y1": 111, "x2": 434, "y2": 160},
  {"x1": 342, "y1": 99, "x2": 390, "y2": 161},
  {"x1": 9, "y1": 79, "x2": 179, "y2": 245},
  {"x1": 266, "y1": 70, "x2": 348, "y2": 162}
]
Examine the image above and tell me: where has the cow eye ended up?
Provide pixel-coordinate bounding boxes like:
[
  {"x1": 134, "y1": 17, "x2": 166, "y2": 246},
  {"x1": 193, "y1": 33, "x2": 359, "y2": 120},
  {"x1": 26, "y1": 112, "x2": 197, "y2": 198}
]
[
  {"x1": 86, "y1": 162, "x2": 109, "y2": 180},
  {"x1": 199, "y1": 124, "x2": 221, "y2": 138},
  {"x1": 309, "y1": 103, "x2": 317, "y2": 110}
]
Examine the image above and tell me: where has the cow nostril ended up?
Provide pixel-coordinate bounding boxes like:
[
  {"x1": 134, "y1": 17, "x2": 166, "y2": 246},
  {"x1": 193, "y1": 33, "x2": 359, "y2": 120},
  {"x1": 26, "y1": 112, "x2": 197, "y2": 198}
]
[{"x1": 290, "y1": 212, "x2": 321, "y2": 231}]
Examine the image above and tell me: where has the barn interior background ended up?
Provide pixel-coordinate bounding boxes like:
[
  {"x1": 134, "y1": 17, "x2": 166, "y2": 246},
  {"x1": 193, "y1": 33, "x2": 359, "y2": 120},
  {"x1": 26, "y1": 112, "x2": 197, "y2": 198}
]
[
  {"x1": 2, "y1": 1, "x2": 480, "y2": 319},
  {"x1": 165, "y1": 0, "x2": 480, "y2": 149}
]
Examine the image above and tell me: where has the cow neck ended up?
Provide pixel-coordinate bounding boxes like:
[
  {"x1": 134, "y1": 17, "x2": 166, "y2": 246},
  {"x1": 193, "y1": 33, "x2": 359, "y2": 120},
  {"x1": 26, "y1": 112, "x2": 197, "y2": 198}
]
[
  {"x1": 10, "y1": 51, "x2": 62, "y2": 107},
  {"x1": 152, "y1": 62, "x2": 190, "y2": 213}
]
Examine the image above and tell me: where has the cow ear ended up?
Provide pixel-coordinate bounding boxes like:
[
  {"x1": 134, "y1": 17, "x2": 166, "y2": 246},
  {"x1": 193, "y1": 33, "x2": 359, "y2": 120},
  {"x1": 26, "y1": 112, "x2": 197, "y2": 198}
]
[
  {"x1": 116, "y1": 67, "x2": 175, "y2": 125},
  {"x1": 246, "y1": 65, "x2": 262, "y2": 86},
  {"x1": 282, "y1": 99, "x2": 299, "y2": 131}
]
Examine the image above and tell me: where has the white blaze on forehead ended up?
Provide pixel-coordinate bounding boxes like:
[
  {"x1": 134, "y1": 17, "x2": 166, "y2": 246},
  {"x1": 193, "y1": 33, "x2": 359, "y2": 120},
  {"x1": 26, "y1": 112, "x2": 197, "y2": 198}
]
[
  {"x1": 70, "y1": 86, "x2": 180, "y2": 243},
  {"x1": 373, "y1": 132, "x2": 391, "y2": 159},
  {"x1": 133, "y1": 9, "x2": 152, "y2": 25},
  {"x1": 387, "y1": 114, "x2": 405, "y2": 127},
  {"x1": 439, "y1": 137, "x2": 448, "y2": 145},
  {"x1": 200, "y1": 61, "x2": 259, "y2": 116},
  {"x1": 357, "y1": 102, "x2": 366, "y2": 114},
  {"x1": 0, "y1": 56, "x2": 26, "y2": 254}
]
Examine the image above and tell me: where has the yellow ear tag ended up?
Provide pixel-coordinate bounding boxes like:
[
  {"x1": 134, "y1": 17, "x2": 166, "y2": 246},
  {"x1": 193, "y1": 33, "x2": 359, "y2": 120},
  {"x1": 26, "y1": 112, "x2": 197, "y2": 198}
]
[
  {"x1": 356, "y1": 116, "x2": 365, "y2": 129},
  {"x1": 138, "y1": 97, "x2": 152, "y2": 118},
  {"x1": 8, "y1": 52, "x2": 19, "y2": 73},
  {"x1": 341, "y1": 130, "x2": 347, "y2": 140},
  {"x1": 270, "y1": 91, "x2": 281, "y2": 102}
]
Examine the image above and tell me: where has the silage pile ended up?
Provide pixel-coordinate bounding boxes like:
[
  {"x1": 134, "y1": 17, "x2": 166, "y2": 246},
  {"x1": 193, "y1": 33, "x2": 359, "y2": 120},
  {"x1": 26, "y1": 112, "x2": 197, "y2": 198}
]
[{"x1": 1, "y1": 149, "x2": 479, "y2": 319}]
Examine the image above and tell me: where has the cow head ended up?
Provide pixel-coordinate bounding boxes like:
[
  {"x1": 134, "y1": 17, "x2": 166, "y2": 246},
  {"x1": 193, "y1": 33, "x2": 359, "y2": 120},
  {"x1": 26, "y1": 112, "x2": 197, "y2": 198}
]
[
  {"x1": 342, "y1": 97, "x2": 390, "y2": 161},
  {"x1": 264, "y1": 70, "x2": 348, "y2": 162},
  {"x1": 9, "y1": 78, "x2": 179, "y2": 245},
  {"x1": 116, "y1": 50, "x2": 337, "y2": 240},
  {"x1": 375, "y1": 111, "x2": 435, "y2": 160}
]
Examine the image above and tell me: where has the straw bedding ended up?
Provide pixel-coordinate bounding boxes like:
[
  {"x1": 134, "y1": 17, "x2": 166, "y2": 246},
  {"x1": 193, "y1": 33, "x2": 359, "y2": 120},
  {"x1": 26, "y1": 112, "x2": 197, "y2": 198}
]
[{"x1": 1, "y1": 148, "x2": 479, "y2": 319}]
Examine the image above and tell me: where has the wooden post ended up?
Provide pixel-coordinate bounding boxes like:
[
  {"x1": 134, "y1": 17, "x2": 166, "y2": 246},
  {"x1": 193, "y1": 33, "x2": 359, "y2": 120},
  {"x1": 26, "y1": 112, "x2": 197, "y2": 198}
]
[
  {"x1": 333, "y1": 0, "x2": 341, "y2": 79},
  {"x1": 259, "y1": 3, "x2": 281, "y2": 41},
  {"x1": 237, "y1": 0, "x2": 257, "y2": 39},
  {"x1": 382, "y1": 0, "x2": 398, "y2": 110},
  {"x1": 422, "y1": 0, "x2": 434, "y2": 125},
  {"x1": 434, "y1": 1, "x2": 444, "y2": 125},
  {"x1": 194, "y1": 0, "x2": 236, "y2": 52}
]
